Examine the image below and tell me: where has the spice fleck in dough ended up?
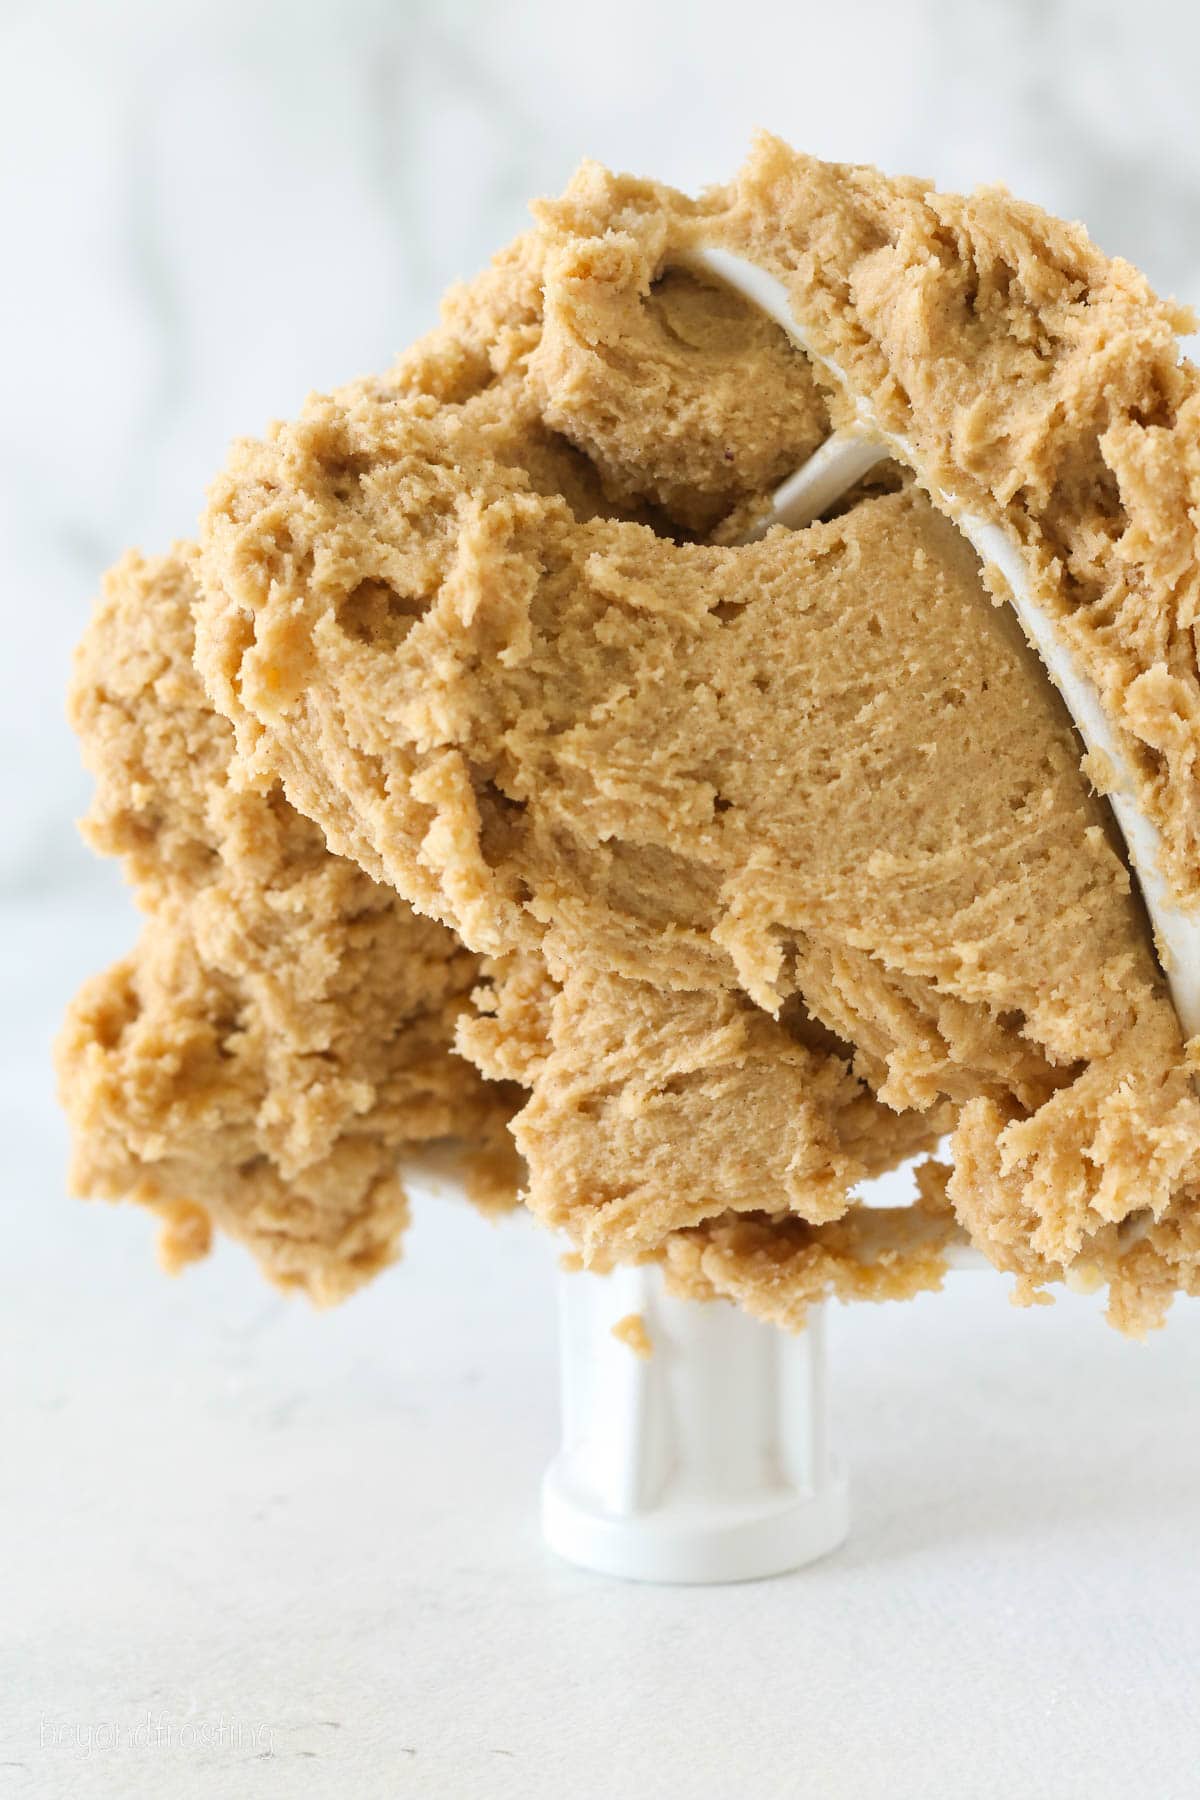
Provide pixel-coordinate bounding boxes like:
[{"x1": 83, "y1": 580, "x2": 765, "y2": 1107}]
[
  {"x1": 57, "y1": 550, "x2": 519, "y2": 1300},
  {"x1": 68, "y1": 140, "x2": 1200, "y2": 1334}
]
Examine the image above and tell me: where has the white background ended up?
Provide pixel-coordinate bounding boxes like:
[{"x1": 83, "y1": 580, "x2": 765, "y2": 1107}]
[{"x1": 4, "y1": 1, "x2": 1200, "y2": 1794}]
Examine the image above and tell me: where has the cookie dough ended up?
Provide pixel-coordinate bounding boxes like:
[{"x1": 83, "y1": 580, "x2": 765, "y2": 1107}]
[
  {"x1": 191, "y1": 147, "x2": 1200, "y2": 1332},
  {"x1": 677, "y1": 140, "x2": 1200, "y2": 913},
  {"x1": 62, "y1": 139, "x2": 1200, "y2": 1335},
  {"x1": 57, "y1": 550, "x2": 518, "y2": 1300}
]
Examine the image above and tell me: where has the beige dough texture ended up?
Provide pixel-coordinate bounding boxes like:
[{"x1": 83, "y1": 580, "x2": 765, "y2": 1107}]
[
  {"x1": 64, "y1": 138, "x2": 1200, "y2": 1333},
  {"x1": 57, "y1": 549, "x2": 519, "y2": 1300}
]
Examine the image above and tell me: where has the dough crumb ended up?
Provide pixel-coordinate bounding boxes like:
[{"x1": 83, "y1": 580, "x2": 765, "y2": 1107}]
[{"x1": 611, "y1": 1312, "x2": 653, "y2": 1358}]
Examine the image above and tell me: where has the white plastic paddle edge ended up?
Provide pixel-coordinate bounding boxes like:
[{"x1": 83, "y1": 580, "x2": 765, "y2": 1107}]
[{"x1": 681, "y1": 245, "x2": 1200, "y2": 1040}]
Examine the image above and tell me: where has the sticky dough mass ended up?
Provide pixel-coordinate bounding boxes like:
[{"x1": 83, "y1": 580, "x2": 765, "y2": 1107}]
[
  {"x1": 57, "y1": 550, "x2": 520, "y2": 1300},
  {"x1": 65, "y1": 139, "x2": 1200, "y2": 1332}
]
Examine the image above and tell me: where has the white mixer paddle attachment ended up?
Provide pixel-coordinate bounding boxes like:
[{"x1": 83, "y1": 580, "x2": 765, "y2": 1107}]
[
  {"x1": 543, "y1": 239, "x2": 1199, "y2": 1583},
  {"x1": 542, "y1": 1261, "x2": 848, "y2": 1583}
]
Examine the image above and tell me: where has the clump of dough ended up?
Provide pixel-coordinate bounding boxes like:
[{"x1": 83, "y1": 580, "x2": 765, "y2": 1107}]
[
  {"x1": 675, "y1": 138, "x2": 1200, "y2": 912},
  {"x1": 63, "y1": 141, "x2": 1200, "y2": 1335},
  {"x1": 58, "y1": 550, "x2": 519, "y2": 1300},
  {"x1": 193, "y1": 162, "x2": 1200, "y2": 1332},
  {"x1": 529, "y1": 245, "x2": 830, "y2": 532}
]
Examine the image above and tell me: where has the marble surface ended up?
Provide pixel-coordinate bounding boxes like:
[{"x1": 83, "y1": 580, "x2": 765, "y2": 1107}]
[{"x1": 6, "y1": 0, "x2": 1200, "y2": 1793}]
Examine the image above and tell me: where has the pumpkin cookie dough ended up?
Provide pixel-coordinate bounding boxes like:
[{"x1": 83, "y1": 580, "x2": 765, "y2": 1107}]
[
  {"x1": 192, "y1": 143, "x2": 1200, "y2": 1332},
  {"x1": 63, "y1": 139, "x2": 1200, "y2": 1334},
  {"x1": 58, "y1": 550, "x2": 519, "y2": 1301}
]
